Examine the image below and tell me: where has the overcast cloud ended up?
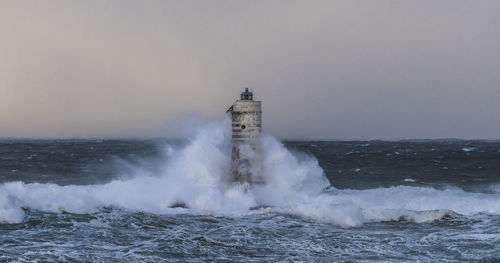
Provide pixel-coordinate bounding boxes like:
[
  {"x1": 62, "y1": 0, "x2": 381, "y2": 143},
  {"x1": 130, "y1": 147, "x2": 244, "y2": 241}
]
[{"x1": 1, "y1": 0, "x2": 499, "y2": 139}]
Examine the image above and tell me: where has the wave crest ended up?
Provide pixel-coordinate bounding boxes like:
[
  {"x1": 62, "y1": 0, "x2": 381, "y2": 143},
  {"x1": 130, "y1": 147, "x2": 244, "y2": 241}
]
[{"x1": 1, "y1": 118, "x2": 499, "y2": 227}]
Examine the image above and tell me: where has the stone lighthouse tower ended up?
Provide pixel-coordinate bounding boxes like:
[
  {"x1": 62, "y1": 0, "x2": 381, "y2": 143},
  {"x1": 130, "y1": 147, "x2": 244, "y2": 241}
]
[{"x1": 226, "y1": 88, "x2": 262, "y2": 184}]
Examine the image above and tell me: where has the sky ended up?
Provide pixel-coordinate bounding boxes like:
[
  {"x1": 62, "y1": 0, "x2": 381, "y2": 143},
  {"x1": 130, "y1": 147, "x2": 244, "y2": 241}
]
[{"x1": 1, "y1": 0, "x2": 499, "y2": 140}]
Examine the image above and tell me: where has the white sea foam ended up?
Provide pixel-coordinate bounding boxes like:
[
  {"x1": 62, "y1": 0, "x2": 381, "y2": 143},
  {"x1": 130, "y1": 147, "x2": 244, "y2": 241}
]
[
  {"x1": 462, "y1": 147, "x2": 476, "y2": 152},
  {"x1": 489, "y1": 184, "x2": 500, "y2": 194},
  {"x1": 0, "y1": 191, "x2": 25, "y2": 223},
  {"x1": 1, "y1": 118, "x2": 499, "y2": 226},
  {"x1": 289, "y1": 186, "x2": 500, "y2": 226}
]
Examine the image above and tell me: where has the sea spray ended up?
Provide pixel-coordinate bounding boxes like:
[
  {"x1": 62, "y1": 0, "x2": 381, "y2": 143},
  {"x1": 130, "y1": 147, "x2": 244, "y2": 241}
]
[
  {"x1": 1, "y1": 118, "x2": 500, "y2": 227},
  {"x1": 0, "y1": 118, "x2": 327, "y2": 223}
]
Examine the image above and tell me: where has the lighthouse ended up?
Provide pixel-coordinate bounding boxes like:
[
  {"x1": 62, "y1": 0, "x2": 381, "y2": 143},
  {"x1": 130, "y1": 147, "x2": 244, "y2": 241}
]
[{"x1": 226, "y1": 88, "x2": 263, "y2": 184}]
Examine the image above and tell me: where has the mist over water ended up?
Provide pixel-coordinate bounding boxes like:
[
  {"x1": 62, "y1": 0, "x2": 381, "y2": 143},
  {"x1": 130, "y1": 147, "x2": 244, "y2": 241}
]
[
  {"x1": 0, "y1": 118, "x2": 329, "y2": 224},
  {"x1": 1, "y1": 118, "x2": 499, "y2": 261},
  {"x1": 1, "y1": 118, "x2": 499, "y2": 226}
]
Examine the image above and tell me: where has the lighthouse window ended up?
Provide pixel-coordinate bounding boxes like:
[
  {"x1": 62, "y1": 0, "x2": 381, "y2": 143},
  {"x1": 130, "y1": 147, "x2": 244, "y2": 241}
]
[{"x1": 241, "y1": 125, "x2": 246, "y2": 130}]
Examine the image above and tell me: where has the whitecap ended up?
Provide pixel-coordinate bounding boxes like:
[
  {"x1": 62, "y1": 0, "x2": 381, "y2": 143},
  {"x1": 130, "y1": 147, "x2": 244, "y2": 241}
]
[
  {"x1": 1, "y1": 118, "x2": 499, "y2": 228},
  {"x1": 462, "y1": 147, "x2": 476, "y2": 152}
]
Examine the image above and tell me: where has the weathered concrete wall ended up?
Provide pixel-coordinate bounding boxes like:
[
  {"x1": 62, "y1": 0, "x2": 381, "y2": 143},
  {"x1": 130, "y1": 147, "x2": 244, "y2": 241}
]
[
  {"x1": 230, "y1": 100, "x2": 262, "y2": 184},
  {"x1": 231, "y1": 100, "x2": 262, "y2": 143}
]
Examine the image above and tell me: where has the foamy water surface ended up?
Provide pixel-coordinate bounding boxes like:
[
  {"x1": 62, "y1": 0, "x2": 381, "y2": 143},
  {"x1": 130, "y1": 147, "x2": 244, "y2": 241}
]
[{"x1": 1, "y1": 119, "x2": 499, "y2": 261}]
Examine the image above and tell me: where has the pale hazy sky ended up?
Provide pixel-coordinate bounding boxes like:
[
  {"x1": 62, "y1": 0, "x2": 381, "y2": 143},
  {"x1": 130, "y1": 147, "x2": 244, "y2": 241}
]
[{"x1": 1, "y1": 1, "x2": 499, "y2": 139}]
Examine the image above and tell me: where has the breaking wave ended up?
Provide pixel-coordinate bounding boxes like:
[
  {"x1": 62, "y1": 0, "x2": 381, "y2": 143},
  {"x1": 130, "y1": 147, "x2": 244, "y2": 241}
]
[{"x1": 1, "y1": 118, "x2": 499, "y2": 226}]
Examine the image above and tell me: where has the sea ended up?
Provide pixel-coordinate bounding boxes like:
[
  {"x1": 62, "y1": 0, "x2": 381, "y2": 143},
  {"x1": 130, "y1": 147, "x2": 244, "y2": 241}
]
[{"x1": 1, "y1": 120, "x2": 499, "y2": 262}]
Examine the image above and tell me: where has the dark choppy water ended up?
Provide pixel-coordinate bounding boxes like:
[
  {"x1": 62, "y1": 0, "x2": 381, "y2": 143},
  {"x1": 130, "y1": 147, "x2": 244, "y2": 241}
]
[{"x1": 1, "y1": 136, "x2": 499, "y2": 262}]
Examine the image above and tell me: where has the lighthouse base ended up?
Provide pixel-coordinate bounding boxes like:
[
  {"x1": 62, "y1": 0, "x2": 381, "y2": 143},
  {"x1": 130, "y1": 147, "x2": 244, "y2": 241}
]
[{"x1": 231, "y1": 142, "x2": 264, "y2": 184}]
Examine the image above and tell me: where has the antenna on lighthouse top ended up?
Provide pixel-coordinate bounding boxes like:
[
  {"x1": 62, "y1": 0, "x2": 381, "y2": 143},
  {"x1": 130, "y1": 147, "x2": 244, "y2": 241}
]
[{"x1": 240, "y1": 88, "x2": 253, "y2": 100}]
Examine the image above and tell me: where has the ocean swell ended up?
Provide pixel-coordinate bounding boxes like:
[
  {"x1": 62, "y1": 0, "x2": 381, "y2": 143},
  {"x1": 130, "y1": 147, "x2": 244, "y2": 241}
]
[{"x1": 1, "y1": 119, "x2": 499, "y2": 227}]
